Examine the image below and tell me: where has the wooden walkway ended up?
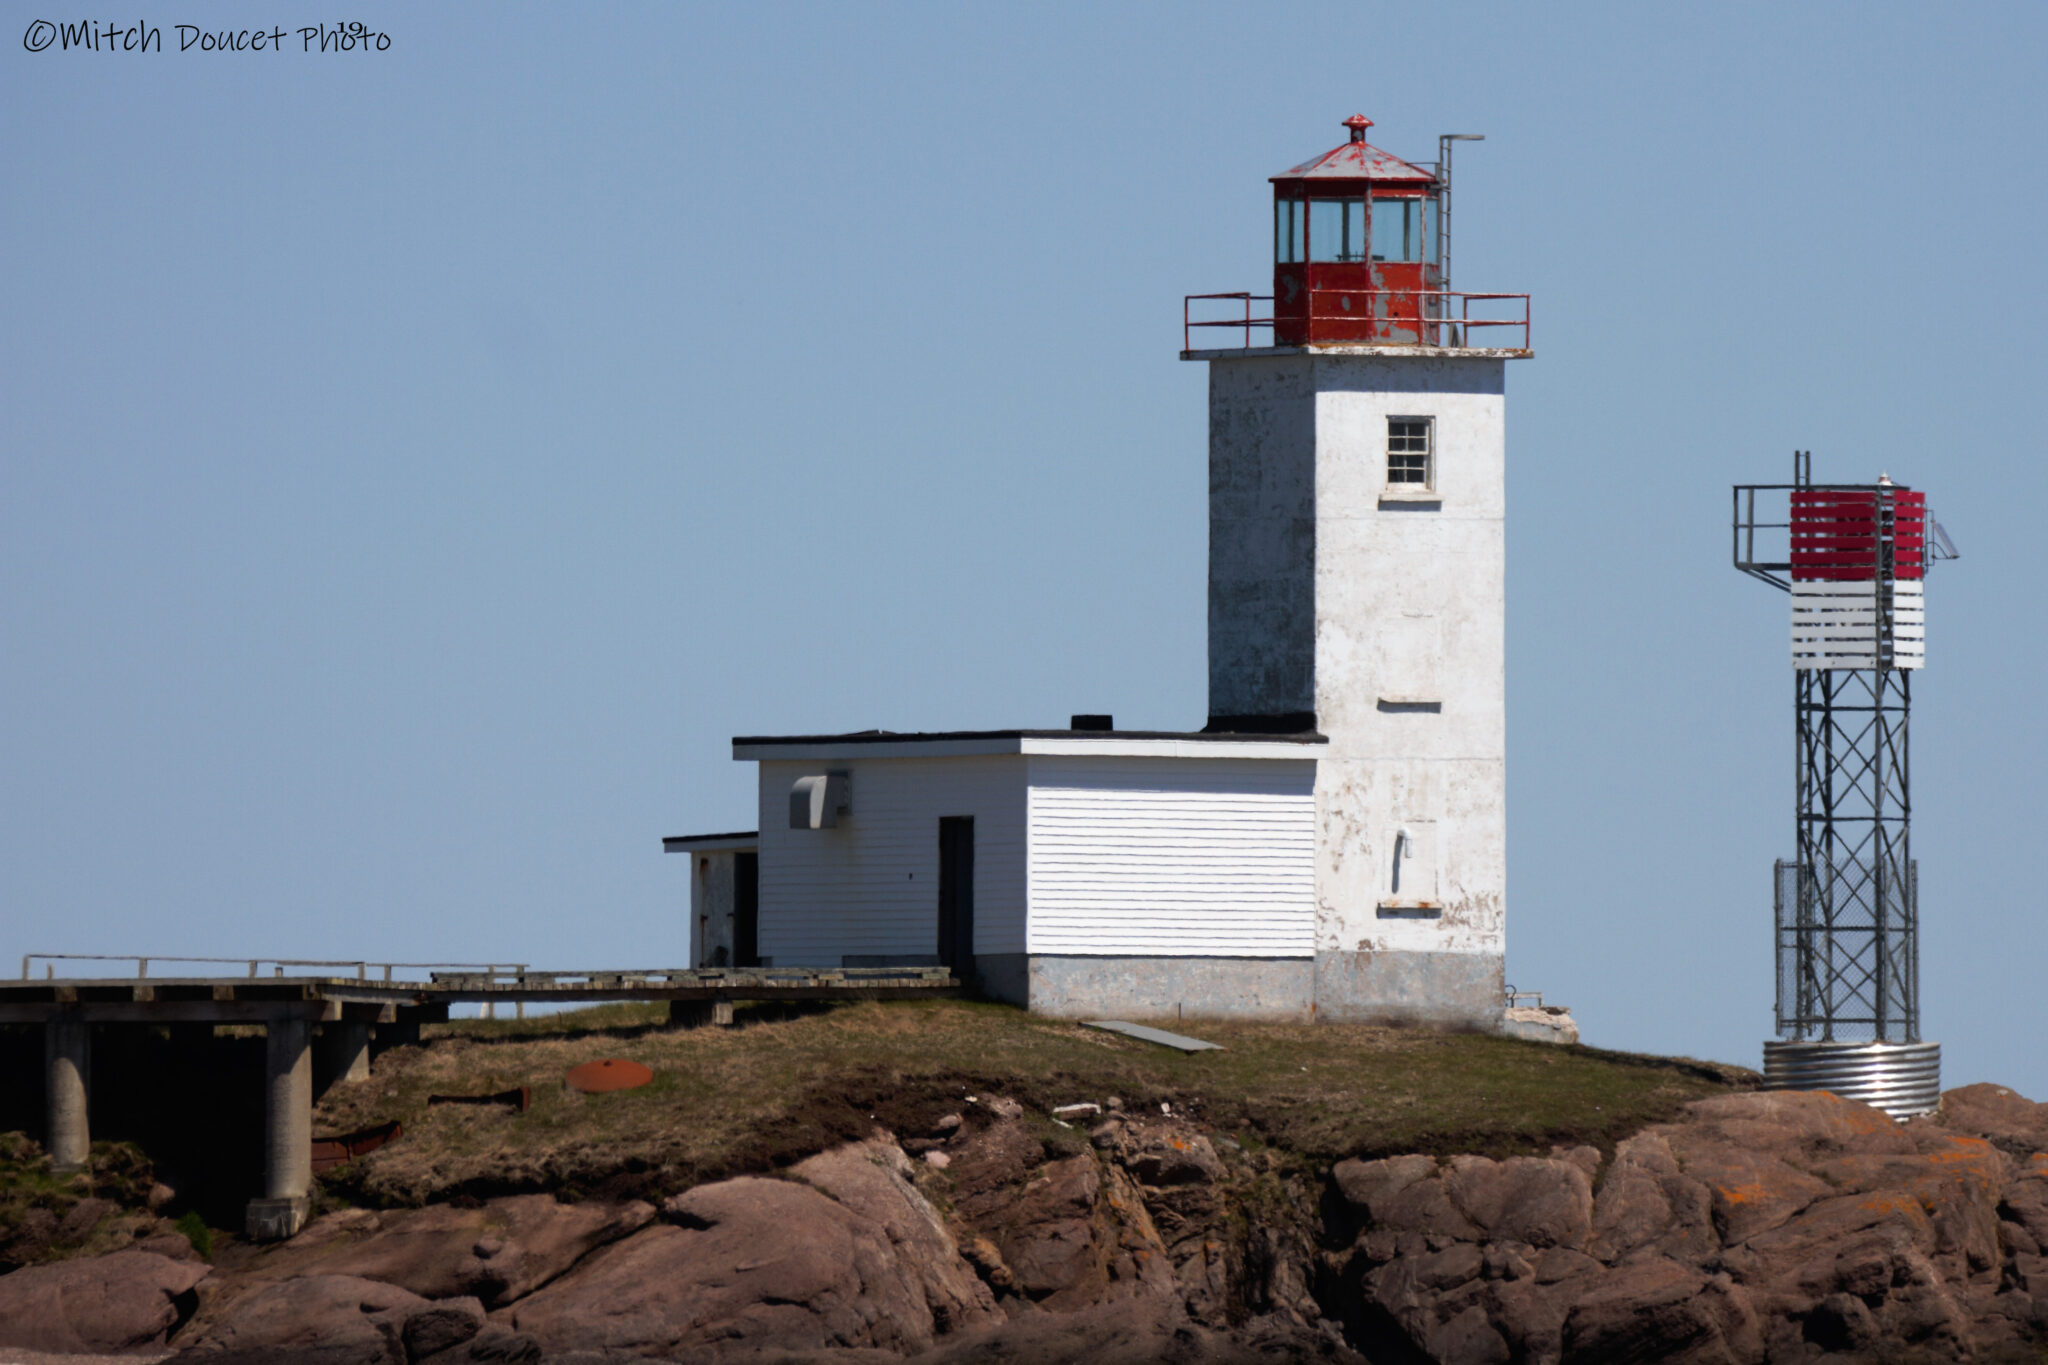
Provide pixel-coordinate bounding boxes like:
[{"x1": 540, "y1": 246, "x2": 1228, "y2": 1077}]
[
  {"x1": 0, "y1": 962, "x2": 960, "y2": 1021},
  {"x1": 6, "y1": 957, "x2": 960, "y2": 1241}
]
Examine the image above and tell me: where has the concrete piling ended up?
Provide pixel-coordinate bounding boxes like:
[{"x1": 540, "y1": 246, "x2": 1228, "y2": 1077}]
[
  {"x1": 265, "y1": 1017, "x2": 312, "y2": 1198},
  {"x1": 374, "y1": 1003, "x2": 443, "y2": 1054},
  {"x1": 44, "y1": 1015, "x2": 90, "y2": 1170},
  {"x1": 315, "y1": 1020, "x2": 372, "y2": 1093},
  {"x1": 246, "y1": 1015, "x2": 312, "y2": 1240}
]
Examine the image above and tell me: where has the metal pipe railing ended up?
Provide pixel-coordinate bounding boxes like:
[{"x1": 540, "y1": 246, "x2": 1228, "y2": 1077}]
[
  {"x1": 1184, "y1": 292, "x2": 1269, "y2": 351},
  {"x1": 1184, "y1": 289, "x2": 1530, "y2": 351},
  {"x1": 17, "y1": 955, "x2": 953, "y2": 988},
  {"x1": 20, "y1": 954, "x2": 527, "y2": 983}
]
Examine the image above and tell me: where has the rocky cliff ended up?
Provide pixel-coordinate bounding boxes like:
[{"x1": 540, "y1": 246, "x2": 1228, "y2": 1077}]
[{"x1": 6, "y1": 1083, "x2": 2048, "y2": 1363}]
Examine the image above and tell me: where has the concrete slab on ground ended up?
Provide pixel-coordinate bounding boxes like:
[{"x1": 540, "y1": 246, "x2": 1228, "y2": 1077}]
[{"x1": 1082, "y1": 1020, "x2": 1223, "y2": 1053}]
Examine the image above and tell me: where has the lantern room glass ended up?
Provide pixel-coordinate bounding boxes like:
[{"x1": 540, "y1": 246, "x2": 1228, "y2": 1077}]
[
  {"x1": 1307, "y1": 199, "x2": 1367, "y2": 263},
  {"x1": 1370, "y1": 196, "x2": 1436, "y2": 264},
  {"x1": 1274, "y1": 199, "x2": 1304, "y2": 264}
]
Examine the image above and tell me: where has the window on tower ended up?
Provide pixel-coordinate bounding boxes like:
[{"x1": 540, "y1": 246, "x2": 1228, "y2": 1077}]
[
  {"x1": 1307, "y1": 199, "x2": 1367, "y2": 263},
  {"x1": 1274, "y1": 199, "x2": 1304, "y2": 264},
  {"x1": 1387, "y1": 417, "x2": 1433, "y2": 488},
  {"x1": 1370, "y1": 196, "x2": 1435, "y2": 264}
]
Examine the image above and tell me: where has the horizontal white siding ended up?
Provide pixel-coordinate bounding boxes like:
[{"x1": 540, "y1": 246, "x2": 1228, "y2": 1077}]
[
  {"x1": 756, "y1": 757, "x2": 1027, "y2": 966},
  {"x1": 1792, "y1": 581, "x2": 1925, "y2": 670},
  {"x1": 1026, "y1": 756, "x2": 1317, "y2": 957}
]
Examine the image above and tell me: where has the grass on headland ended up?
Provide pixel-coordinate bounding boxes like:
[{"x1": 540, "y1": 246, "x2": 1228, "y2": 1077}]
[
  {"x1": 0, "y1": 1132, "x2": 165, "y2": 1268},
  {"x1": 314, "y1": 998, "x2": 1754, "y2": 1208}
]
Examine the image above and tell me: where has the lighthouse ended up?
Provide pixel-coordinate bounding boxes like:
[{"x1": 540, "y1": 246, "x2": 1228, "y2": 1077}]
[
  {"x1": 667, "y1": 118, "x2": 1535, "y2": 1026},
  {"x1": 1185, "y1": 116, "x2": 1531, "y2": 1025}
]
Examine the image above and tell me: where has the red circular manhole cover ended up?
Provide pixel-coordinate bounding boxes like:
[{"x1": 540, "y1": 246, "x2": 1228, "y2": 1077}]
[{"x1": 565, "y1": 1058, "x2": 655, "y2": 1094}]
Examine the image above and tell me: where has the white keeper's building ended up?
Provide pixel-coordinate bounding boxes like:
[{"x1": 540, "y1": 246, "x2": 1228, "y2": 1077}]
[{"x1": 667, "y1": 116, "x2": 1529, "y2": 1026}]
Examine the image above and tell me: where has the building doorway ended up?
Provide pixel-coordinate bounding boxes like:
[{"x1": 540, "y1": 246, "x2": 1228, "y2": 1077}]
[
  {"x1": 734, "y1": 851, "x2": 760, "y2": 967},
  {"x1": 937, "y1": 817, "x2": 974, "y2": 978}
]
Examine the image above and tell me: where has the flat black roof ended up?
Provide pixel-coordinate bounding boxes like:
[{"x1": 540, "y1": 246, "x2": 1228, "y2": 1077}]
[
  {"x1": 660, "y1": 830, "x2": 759, "y2": 848},
  {"x1": 731, "y1": 727, "x2": 1326, "y2": 746}
]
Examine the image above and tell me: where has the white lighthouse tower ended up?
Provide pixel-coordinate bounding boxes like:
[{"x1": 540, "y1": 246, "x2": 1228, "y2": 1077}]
[{"x1": 1185, "y1": 116, "x2": 1530, "y2": 1025}]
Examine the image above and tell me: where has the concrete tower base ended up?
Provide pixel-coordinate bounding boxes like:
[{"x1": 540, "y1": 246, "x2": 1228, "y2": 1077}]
[
  {"x1": 1313, "y1": 949, "x2": 1504, "y2": 1028},
  {"x1": 975, "y1": 950, "x2": 1504, "y2": 1028}
]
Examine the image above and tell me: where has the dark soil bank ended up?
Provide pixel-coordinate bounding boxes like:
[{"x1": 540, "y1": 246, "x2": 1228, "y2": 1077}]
[{"x1": 7, "y1": 1082, "x2": 2048, "y2": 1363}]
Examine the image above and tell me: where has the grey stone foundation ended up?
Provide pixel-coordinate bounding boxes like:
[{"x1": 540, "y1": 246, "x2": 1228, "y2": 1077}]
[
  {"x1": 1312, "y1": 949, "x2": 1504, "y2": 1028},
  {"x1": 973, "y1": 950, "x2": 1505, "y2": 1027},
  {"x1": 1027, "y1": 955, "x2": 1314, "y2": 1021}
]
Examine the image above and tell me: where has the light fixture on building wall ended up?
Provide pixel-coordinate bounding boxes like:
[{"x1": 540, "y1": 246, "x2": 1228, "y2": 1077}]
[{"x1": 789, "y1": 773, "x2": 851, "y2": 829}]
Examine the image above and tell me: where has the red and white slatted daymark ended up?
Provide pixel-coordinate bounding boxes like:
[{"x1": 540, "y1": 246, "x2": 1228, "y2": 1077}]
[{"x1": 1788, "y1": 485, "x2": 1927, "y2": 671}]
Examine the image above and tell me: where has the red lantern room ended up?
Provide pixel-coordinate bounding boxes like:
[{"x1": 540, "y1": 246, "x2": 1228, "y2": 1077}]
[
  {"x1": 1272, "y1": 115, "x2": 1442, "y2": 346},
  {"x1": 1182, "y1": 117, "x2": 1526, "y2": 354}
]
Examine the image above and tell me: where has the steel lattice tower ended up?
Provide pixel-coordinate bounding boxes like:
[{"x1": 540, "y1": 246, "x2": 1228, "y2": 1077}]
[
  {"x1": 1734, "y1": 452, "x2": 1951, "y2": 1118},
  {"x1": 1785, "y1": 667, "x2": 1915, "y2": 1041}
]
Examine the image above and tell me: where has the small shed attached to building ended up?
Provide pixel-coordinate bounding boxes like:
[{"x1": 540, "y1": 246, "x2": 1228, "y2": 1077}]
[{"x1": 661, "y1": 831, "x2": 760, "y2": 969}]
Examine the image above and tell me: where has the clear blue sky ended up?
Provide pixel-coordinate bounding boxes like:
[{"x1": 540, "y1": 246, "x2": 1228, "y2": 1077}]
[{"x1": 6, "y1": 3, "x2": 2046, "y2": 1091}]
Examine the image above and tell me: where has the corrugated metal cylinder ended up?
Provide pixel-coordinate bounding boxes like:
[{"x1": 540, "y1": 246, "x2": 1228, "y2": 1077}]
[{"x1": 1761, "y1": 1039, "x2": 1942, "y2": 1120}]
